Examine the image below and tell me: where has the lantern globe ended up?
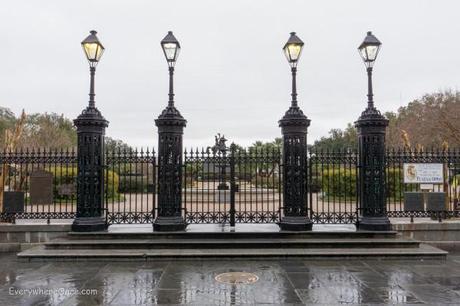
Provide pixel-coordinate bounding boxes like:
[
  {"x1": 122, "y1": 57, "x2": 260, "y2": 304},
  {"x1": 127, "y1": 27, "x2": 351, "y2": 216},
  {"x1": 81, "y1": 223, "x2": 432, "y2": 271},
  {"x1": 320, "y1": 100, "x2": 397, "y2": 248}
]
[
  {"x1": 358, "y1": 31, "x2": 381, "y2": 68},
  {"x1": 81, "y1": 30, "x2": 104, "y2": 67},
  {"x1": 283, "y1": 32, "x2": 304, "y2": 67},
  {"x1": 161, "y1": 31, "x2": 181, "y2": 67}
]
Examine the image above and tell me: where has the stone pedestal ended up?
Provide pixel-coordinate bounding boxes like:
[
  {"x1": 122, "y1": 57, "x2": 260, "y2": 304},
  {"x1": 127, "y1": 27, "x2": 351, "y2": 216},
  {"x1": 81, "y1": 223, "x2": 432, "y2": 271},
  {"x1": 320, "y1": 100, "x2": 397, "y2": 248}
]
[
  {"x1": 72, "y1": 216, "x2": 107, "y2": 232},
  {"x1": 279, "y1": 216, "x2": 312, "y2": 231},
  {"x1": 153, "y1": 216, "x2": 186, "y2": 232}
]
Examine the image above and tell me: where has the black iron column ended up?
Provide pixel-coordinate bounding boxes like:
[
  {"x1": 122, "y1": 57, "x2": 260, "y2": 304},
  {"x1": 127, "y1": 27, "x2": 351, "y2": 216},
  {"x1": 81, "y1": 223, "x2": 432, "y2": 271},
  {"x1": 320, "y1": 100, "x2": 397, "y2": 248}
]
[
  {"x1": 279, "y1": 94, "x2": 312, "y2": 231},
  {"x1": 355, "y1": 71, "x2": 390, "y2": 231},
  {"x1": 72, "y1": 71, "x2": 109, "y2": 232},
  {"x1": 72, "y1": 30, "x2": 108, "y2": 232},
  {"x1": 154, "y1": 104, "x2": 186, "y2": 231},
  {"x1": 279, "y1": 32, "x2": 312, "y2": 231},
  {"x1": 154, "y1": 31, "x2": 186, "y2": 231},
  {"x1": 355, "y1": 31, "x2": 390, "y2": 231}
]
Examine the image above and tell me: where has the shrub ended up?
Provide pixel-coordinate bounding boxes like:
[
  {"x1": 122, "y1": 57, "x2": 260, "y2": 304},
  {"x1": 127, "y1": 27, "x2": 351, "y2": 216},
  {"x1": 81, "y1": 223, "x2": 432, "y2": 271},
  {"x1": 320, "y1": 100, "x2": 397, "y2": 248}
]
[
  {"x1": 104, "y1": 170, "x2": 120, "y2": 198},
  {"x1": 321, "y1": 167, "x2": 357, "y2": 198},
  {"x1": 47, "y1": 166, "x2": 119, "y2": 200},
  {"x1": 386, "y1": 168, "x2": 403, "y2": 199},
  {"x1": 118, "y1": 175, "x2": 149, "y2": 193},
  {"x1": 320, "y1": 166, "x2": 416, "y2": 199}
]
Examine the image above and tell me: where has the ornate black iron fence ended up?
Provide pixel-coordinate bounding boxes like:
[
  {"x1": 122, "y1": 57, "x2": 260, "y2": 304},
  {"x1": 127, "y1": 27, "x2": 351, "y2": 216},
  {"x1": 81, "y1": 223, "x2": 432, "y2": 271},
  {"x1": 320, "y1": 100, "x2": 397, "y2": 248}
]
[
  {"x1": 104, "y1": 148, "x2": 157, "y2": 224},
  {"x1": 308, "y1": 148, "x2": 460, "y2": 222},
  {"x1": 308, "y1": 149, "x2": 359, "y2": 224},
  {"x1": 0, "y1": 148, "x2": 77, "y2": 222},
  {"x1": 0, "y1": 148, "x2": 159, "y2": 224},
  {"x1": 1, "y1": 147, "x2": 459, "y2": 224},
  {"x1": 183, "y1": 147, "x2": 282, "y2": 224},
  {"x1": 386, "y1": 148, "x2": 460, "y2": 219}
]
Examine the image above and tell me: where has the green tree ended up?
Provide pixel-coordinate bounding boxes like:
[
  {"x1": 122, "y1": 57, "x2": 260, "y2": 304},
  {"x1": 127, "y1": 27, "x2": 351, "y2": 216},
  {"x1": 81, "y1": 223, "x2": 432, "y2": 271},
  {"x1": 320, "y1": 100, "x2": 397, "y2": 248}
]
[
  {"x1": 245, "y1": 138, "x2": 282, "y2": 178},
  {"x1": 0, "y1": 107, "x2": 133, "y2": 150},
  {"x1": 20, "y1": 112, "x2": 77, "y2": 148},
  {"x1": 308, "y1": 90, "x2": 460, "y2": 150},
  {"x1": 105, "y1": 137, "x2": 133, "y2": 152},
  {"x1": 247, "y1": 138, "x2": 282, "y2": 153},
  {"x1": 0, "y1": 107, "x2": 17, "y2": 146},
  {"x1": 385, "y1": 90, "x2": 460, "y2": 147},
  {"x1": 310, "y1": 123, "x2": 357, "y2": 151}
]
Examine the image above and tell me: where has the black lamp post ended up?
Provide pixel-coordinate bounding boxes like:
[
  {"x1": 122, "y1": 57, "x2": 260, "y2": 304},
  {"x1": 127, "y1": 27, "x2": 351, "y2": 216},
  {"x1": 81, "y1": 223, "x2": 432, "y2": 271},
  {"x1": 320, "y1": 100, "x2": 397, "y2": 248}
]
[
  {"x1": 355, "y1": 31, "x2": 391, "y2": 231},
  {"x1": 278, "y1": 32, "x2": 312, "y2": 231},
  {"x1": 153, "y1": 31, "x2": 187, "y2": 231},
  {"x1": 283, "y1": 32, "x2": 303, "y2": 108},
  {"x1": 161, "y1": 31, "x2": 181, "y2": 108},
  {"x1": 72, "y1": 30, "x2": 109, "y2": 232},
  {"x1": 358, "y1": 31, "x2": 381, "y2": 110}
]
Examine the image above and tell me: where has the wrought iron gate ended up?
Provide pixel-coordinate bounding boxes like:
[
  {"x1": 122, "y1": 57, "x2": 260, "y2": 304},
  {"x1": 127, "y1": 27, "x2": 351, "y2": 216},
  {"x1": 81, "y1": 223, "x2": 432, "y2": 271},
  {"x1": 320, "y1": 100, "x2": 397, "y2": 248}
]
[
  {"x1": 308, "y1": 149, "x2": 360, "y2": 224},
  {"x1": 104, "y1": 148, "x2": 156, "y2": 224},
  {"x1": 183, "y1": 147, "x2": 282, "y2": 224}
]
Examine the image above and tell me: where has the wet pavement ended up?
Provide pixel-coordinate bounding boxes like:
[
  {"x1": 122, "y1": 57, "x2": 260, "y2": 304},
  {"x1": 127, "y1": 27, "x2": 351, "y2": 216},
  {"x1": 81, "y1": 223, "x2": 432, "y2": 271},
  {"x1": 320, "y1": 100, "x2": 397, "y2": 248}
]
[{"x1": 1, "y1": 253, "x2": 460, "y2": 305}]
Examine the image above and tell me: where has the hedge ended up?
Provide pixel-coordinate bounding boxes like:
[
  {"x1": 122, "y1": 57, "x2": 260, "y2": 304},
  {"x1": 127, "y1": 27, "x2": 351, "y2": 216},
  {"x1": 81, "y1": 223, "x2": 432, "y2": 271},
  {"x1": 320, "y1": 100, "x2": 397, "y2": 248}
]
[
  {"x1": 118, "y1": 175, "x2": 151, "y2": 193},
  {"x1": 47, "y1": 166, "x2": 120, "y2": 200},
  {"x1": 321, "y1": 167, "x2": 412, "y2": 199},
  {"x1": 321, "y1": 168, "x2": 357, "y2": 198}
]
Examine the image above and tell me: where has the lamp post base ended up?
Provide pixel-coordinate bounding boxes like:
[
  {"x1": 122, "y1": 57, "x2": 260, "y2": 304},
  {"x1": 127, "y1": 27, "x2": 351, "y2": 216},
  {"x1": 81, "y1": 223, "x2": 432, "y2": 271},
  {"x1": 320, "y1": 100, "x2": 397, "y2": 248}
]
[
  {"x1": 71, "y1": 217, "x2": 107, "y2": 232},
  {"x1": 357, "y1": 216, "x2": 391, "y2": 231},
  {"x1": 279, "y1": 216, "x2": 313, "y2": 231},
  {"x1": 153, "y1": 216, "x2": 187, "y2": 232}
]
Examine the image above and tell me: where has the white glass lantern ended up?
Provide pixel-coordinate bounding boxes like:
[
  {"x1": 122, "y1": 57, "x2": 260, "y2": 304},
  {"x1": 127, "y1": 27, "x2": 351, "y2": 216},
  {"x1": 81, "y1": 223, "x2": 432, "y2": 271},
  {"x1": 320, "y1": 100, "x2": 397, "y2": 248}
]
[
  {"x1": 283, "y1": 32, "x2": 304, "y2": 67},
  {"x1": 358, "y1": 31, "x2": 381, "y2": 68},
  {"x1": 81, "y1": 30, "x2": 104, "y2": 67},
  {"x1": 161, "y1": 31, "x2": 181, "y2": 67}
]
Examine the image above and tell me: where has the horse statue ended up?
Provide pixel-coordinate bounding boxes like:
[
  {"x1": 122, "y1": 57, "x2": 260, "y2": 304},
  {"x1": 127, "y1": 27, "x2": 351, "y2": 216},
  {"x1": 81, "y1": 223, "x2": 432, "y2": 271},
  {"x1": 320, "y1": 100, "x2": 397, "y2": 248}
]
[{"x1": 207, "y1": 133, "x2": 228, "y2": 156}]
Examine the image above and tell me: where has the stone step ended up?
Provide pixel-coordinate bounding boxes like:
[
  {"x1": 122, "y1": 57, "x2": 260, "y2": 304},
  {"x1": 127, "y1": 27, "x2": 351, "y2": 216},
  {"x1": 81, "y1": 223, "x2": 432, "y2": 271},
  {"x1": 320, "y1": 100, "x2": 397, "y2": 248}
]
[
  {"x1": 44, "y1": 238, "x2": 420, "y2": 250},
  {"x1": 67, "y1": 230, "x2": 398, "y2": 240},
  {"x1": 17, "y1": 244, "x2": 447, "y2": 261}
]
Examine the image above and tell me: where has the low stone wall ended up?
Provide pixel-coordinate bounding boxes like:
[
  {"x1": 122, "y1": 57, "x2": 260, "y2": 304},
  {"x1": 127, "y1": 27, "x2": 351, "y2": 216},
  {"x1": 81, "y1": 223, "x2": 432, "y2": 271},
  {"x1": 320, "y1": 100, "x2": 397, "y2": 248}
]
[
  {"x1": 0, "y1": 224, "x2": 70, "y2": 252},
  {"x1": 392, "y1": 220, "x2": 460, "y2": 252}
]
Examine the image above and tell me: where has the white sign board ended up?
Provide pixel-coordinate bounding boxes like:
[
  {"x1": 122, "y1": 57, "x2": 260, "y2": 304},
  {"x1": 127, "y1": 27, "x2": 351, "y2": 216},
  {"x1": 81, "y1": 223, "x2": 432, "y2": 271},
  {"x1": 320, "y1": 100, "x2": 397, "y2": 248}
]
[
  {"x1": 420, "y1": 183, "x2": 434, "y2": 191},
  {"x1": 403, "y1": 163, "x2": 443, "y2": 184}
]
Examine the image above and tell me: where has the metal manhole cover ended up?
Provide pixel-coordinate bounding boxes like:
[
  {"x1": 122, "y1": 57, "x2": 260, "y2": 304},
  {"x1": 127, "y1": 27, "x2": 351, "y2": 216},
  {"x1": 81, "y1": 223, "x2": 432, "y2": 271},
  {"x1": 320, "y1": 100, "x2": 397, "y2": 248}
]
[{"x1": 215, "y1": 272, "x2": 259, "y2": 284}]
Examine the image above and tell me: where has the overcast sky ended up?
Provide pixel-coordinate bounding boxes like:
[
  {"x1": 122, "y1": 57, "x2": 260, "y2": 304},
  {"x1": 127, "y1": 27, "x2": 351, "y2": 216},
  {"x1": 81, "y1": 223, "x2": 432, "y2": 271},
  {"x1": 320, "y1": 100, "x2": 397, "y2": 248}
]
[{"x1": 1, "y1": 0, "x2": 459, "y2": 149}]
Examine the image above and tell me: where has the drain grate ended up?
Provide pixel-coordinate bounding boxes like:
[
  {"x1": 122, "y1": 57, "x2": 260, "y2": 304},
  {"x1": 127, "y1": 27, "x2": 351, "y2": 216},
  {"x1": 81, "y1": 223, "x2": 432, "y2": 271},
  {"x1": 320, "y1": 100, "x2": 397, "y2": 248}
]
[{"x1": 215, "y1": 272, "x2": 259, "y2": 284}]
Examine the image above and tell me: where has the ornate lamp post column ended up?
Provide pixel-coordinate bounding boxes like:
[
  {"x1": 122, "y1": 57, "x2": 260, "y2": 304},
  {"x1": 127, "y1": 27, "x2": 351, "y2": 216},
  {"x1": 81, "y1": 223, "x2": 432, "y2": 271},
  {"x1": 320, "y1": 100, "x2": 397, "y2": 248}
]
[
  {"x1": 279, "y1": 32, "x2": 312, "y2": 231},
  {"x1": 355, "y1": 31, "x2": 391, "y2": 231},
  {"x1": 153, "y1": 31, "x2": 187, "y2": 231},
  {"x1": 72, "y1": 30, "x2": 109, "y2": 232}
]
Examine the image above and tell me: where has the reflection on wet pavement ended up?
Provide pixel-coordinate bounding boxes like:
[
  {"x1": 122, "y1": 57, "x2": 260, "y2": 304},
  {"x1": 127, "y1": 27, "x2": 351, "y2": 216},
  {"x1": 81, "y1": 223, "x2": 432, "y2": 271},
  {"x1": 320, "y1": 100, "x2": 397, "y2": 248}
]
[{"x1": 1, "y1": 253, "x2": 460, "y2": 305}]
